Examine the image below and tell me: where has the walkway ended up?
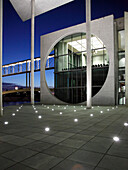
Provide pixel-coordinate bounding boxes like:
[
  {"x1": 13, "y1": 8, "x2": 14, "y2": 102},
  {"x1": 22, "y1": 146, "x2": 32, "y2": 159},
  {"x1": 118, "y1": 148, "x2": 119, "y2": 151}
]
[{"x1": 0, "y1": 104, "x2": 128, "y2": 170}]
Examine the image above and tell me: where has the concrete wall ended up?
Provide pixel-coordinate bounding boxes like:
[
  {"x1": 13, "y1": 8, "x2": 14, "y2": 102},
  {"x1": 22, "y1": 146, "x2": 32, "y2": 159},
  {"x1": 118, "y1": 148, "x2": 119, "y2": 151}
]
[
  {"x1": 40, "y1": 15, "x2": 115, "y2": 105},
  {"x1": 125, "y1": 12, "x2": 128, "y2": 106}
]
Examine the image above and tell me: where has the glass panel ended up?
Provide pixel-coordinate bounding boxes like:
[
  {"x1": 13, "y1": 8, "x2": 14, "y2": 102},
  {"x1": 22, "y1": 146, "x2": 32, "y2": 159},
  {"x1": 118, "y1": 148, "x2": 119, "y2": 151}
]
[
  {"x1": 119, "y1": 52, "x2": 125, "y2": 67},
  {"x1": 118, "y1": 30, "x2": 125, "y2": 51}
]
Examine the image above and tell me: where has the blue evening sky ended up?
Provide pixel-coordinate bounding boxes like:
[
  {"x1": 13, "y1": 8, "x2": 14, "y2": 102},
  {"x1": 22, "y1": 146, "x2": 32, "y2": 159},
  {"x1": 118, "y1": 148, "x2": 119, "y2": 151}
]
[{"x1": 2, "y1": 0, "x2": 128, "y2": 87}]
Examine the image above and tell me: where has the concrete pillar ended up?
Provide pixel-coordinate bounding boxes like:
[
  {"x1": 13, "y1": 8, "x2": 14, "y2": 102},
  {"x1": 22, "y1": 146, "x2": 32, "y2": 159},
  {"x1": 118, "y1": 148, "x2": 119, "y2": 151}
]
[
  {"x1": 125, "y1": 12, "x2": 128, "y2": 106},
  {"x1": 31, "y1": 0, "x2": 35, "y2": 105},
  {"x1": 86, "y1": 0, "x2": 92, "y2": 108},
  {"x1": 0, "y1": 0, "x2": 3, "y2": 116}
]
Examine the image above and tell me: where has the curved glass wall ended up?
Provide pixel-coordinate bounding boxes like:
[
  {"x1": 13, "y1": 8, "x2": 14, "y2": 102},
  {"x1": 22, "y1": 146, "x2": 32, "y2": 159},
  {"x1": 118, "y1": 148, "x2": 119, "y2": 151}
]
[{"x1": 51, "y1": 33, "x2": 109, "y2": 103}]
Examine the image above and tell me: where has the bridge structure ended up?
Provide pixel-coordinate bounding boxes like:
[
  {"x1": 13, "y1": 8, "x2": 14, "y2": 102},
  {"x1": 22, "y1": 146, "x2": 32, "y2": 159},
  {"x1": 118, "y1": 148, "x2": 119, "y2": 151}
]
[{"x1": 2, "y1": 55, "x2": 54, "y2": 93}]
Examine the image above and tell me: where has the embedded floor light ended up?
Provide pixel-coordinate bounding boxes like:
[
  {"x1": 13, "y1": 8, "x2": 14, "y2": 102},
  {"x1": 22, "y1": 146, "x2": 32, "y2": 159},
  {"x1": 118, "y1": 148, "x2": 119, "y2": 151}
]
[
  {"x1": 98, "y1": 106, "x2": 100, "y2": 108},
  {"x1": 4, "y1": 121, "x2": 8, "y2": 125},
  {"x1": 47, "y1": 106, "x2": 49, "y2": 109},
  {"x1": 107, "y1": 109, "x2": 110, "y2": 111},
  {"x1": 34, "y1": 108, "x2": 36, "y2": 110},
  {"x1": 100, "y1": 111, "x2": 103, "y2": 113},
  {"x1": 12, "y1": 113, "x2": 15, "y2": 116},
  {"x1": 90, "y1": 114, "x2": 93, "y2": 117},
  {"x1": 52, "y1": 109, "x2": 54, "y2": 111},
  {"x1": 74, "y1": 119, "x2": 78, "y2": 122},
  {"x1": 60, "y1": 112, "x2": 62, "y2": 115},
  {"x1": 116, "y1": 106, "x2": 118, "y2": 108},
  {"x1": 113, "y1": 136, "x2": 120, "y2": 142},
  {"x1": 19, "y1": 107, "x2": 21, "y2": 109},
  {"x1": 74, "y1": 110, "x2": 76, "y2": 112},
  {"x1": 45, "y1": 127, "x2": 50, "y2": 132},
  {"x1": 92, "y1": 106, "x2": 94, "y2": 109},
  {"x1": 124, "y1": 122, "x2": 128, "y2": 127},
  {"x1": 112, "y1": 107, "x2": 114, "y2": 109},
  {"x1": 38, "y1": 115, "x2": 42, "y2": 119},
  {"x1": 35, "y1": 110, "x2": 38, "y2": 113},
  {"x1": 58, "y1": 106, "x2": 60, "y2": 108},
  {"x1": 81, "y1": 105, "x2": 83, "y2": 107},
  {"x1": 84, "y1": 108, "x2": 86, "y2": 110},
  {"x1": 16, "y1": 109, "x2": 19, "y2": 112},
  {"x1": 74, "y1": 106, "x2": 76, "y2": 108},
  {"x1": 64, "y1": 107, "x2": 66, "y2": 109}
]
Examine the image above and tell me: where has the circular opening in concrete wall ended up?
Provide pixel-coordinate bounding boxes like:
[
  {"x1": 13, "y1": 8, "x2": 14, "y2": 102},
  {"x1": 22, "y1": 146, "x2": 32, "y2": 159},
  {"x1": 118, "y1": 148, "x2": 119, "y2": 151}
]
[{"x1": 45, "y1": 33, "x2": 109, "y2": 104}]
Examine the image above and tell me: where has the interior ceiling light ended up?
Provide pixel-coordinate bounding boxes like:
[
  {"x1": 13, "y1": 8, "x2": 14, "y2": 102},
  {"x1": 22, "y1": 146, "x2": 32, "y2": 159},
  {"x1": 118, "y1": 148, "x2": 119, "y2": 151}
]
[{"x1": 68, "y1": 36, "x2": 103, "y2": 52}]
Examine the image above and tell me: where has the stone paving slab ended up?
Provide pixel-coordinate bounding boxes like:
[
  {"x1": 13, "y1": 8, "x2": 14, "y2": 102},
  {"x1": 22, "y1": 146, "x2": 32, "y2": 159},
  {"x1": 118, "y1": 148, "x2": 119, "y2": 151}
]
[{"x1": 0, "y1": 104, "x2": 128, "y2": 170}]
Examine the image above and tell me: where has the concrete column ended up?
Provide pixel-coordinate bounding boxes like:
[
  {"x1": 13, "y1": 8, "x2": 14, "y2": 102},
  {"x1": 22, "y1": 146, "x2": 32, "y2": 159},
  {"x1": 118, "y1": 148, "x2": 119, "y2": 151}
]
[
  {"x1": 0, "y1": 0, "x2": 3, "y2": 116},
  {"x1": 86, "y1": 0, "x2": 92, "y2": 108},
  {"x1": 125, "y1": 12, "x2": 128, "y2": 106},
  {"x1": 31, "y1": 0, "x2": 35, "y2": 105}
]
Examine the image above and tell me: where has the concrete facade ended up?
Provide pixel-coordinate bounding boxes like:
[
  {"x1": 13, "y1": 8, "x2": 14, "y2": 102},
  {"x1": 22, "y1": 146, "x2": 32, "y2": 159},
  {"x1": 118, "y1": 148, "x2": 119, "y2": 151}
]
[{"x1": 40, "y1": 15, "x2": 115, "y2": 105}]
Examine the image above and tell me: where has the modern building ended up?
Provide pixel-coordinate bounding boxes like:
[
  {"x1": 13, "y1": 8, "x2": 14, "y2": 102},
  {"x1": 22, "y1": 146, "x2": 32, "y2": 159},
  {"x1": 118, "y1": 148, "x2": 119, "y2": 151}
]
[{"x1": 40, "y1": 12, "x2": 128, "y2": 106}]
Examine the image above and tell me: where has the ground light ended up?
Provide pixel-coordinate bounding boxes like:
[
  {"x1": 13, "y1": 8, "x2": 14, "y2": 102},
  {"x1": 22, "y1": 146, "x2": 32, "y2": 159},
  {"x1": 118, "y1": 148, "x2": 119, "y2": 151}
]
[
  {"x1": 34, "y1": 108, "x2": 36, "y2": 110},
  {"x1": 113, "y1": 136, "x2": 120, "y2": 142},
  {"x1": 35, "y1": 110, "x2": 38, "y2": 113},
  {"x1": 47, "y1": 106, "x2": 49, "y2": 109},
  {"x1": 52, "y1": 109, "x2": 54, "y2": 111},
  {"x1": 12, "y1": 113, "x2": 15, "y2": 116},
  {"x1": 90, "y1": 114, "x2": 93, "y2": 117},
  {"x1": 16, "y1": 109, "x2": 19, "y2": 112},
  {"x1": 64, "y1": 107, "x2": 66, "y2": 109},
  {"x1": 60, "y1": 112, "x2": 62, "y2": 115},
  {"x1": 74, "y1": 119, "x2": 78, "y2": 122},
  {"x1": 38, "y1": 115, "x2": 42, "y2": 119},
  {"x1": 124, "y1": 122, "x2": 128, "y2": 126},
  {"x1": 112, "y1": 107, "x2": 115, "y2": 109},
  {"x1": 84, "y1": 108, "x2": 86, "y2": 110},
  {"x1": 100, "y1": 111, "x2": 103, "y2": 113},
  {"x1": 92, "y1": 107, "x2": 94, "y2": 109},
  {"x1": 74, "y1": 110, "x2": 76, "y2": 112},
  {"x1": 45, "y1": 127, "x2": 50, "y2": 132},
  {"x1": 4, "y1": 121, "x2": 8, "y2": 125},
  {"x1": 107, "y1": 109, "x2": 110, "y2": 111}
]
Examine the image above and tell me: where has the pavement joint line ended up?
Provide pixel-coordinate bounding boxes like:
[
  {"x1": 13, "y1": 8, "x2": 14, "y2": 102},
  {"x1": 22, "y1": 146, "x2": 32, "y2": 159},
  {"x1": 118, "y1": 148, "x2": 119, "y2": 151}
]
[{"x1": 93, "y1": 113, "x2": 126, "y2": 170}]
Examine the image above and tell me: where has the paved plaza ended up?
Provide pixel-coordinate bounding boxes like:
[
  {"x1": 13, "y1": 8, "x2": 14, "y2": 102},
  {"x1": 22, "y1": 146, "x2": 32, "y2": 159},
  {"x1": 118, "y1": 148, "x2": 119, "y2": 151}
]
[{"x1": 0, "y1": 104, "x2": 128, "y2": 170}]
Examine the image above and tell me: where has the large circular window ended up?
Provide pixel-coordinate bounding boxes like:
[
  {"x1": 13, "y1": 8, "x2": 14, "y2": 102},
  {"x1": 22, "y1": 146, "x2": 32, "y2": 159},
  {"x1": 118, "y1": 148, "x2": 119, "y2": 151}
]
[{"x1": 45, "y1": 33, "x2": 109, "y2": 104}]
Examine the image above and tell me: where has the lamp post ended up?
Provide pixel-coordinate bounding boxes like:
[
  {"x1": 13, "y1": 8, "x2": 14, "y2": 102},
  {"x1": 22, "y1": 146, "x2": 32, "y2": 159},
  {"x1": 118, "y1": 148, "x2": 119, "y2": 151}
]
[
  {"x1": 86, "y1": 0, "x2": 92, "y2": 109},
  {"x1": 0, "y1": 0, "x2": 3, "y2": 116}
]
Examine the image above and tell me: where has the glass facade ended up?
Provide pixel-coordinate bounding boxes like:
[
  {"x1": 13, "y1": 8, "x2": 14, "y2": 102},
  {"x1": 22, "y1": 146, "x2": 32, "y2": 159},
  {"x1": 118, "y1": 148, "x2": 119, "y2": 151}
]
[
  {"x1": 53, "y1": 33, "x2": 109, "y2": 104},
  {"x1": 118, "y1": 30, "x2": 125, "y2": 105}
]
